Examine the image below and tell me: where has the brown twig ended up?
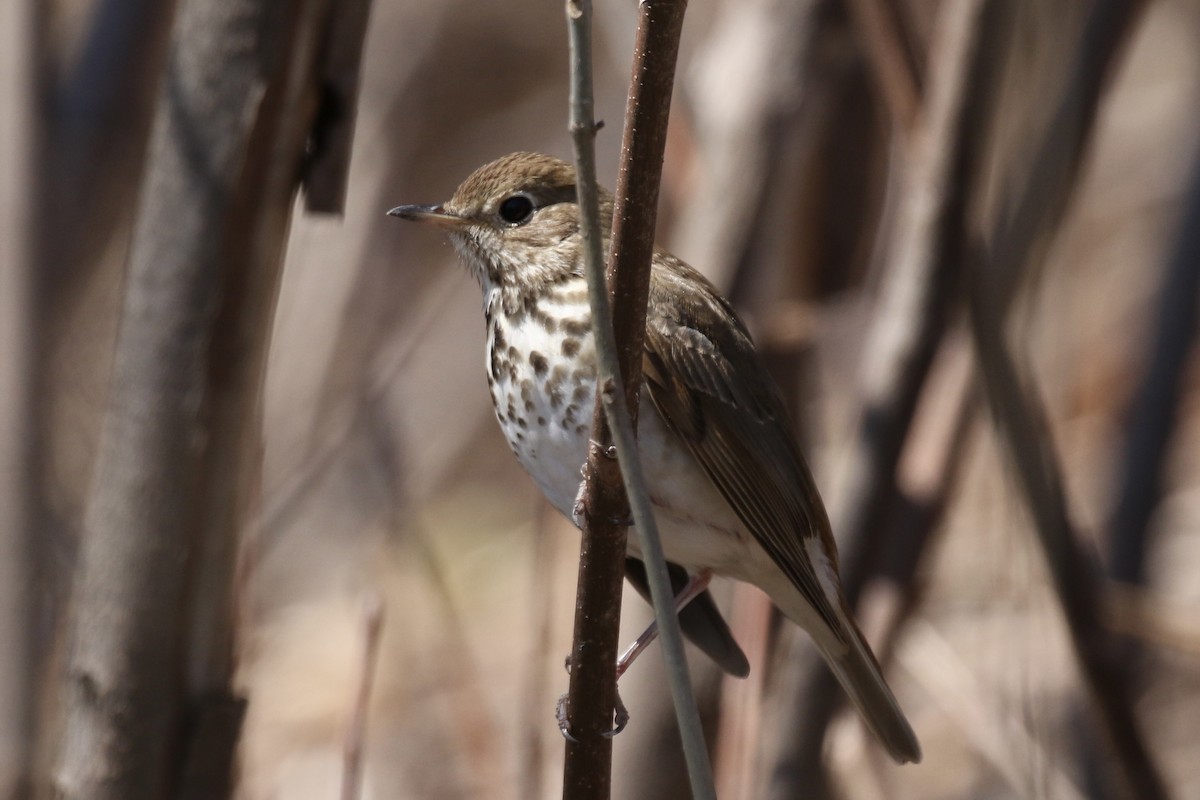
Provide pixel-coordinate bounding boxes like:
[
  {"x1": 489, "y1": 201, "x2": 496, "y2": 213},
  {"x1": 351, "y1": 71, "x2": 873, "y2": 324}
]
[
  {"x1": 341, "y1": 593, "x2": 385, "y2": 800},
  {"x1": 1105, "y1": 584, "x2": 1200, "y2": 661},
  {"x1": 1106, "y1": 144, "x2": 1200, "y2": 587},
  {"x1": 0, "y1": 1, "x2": 39, "y2": 795},
  {"x1": 843, "y1": 0, "x2": 922, "y2": 135},
  {"x1": 562, "y1": 2, "x2": 632, "y2": 794},
  {"x1": 518, "y1": 500, "x2": 558, "y2": 800},
  {"x1": 713, "y1": 586, "x2": 773, "y2": 800},
  {"x1": 963, "y1": 0, "x2": 1164, "y2": 797},
  {"x1": 868, "y1": 327, "x2": 979, "y2": 663},
  {"x1": 968, "y1": 257, "x2": 1167, "y2": 800},
  {"x1": 564, "y1": 0, "x2": 705, "y2": 797},
  {"x1": 302, "y1": 0, "x2": 374, "y2": 214}
]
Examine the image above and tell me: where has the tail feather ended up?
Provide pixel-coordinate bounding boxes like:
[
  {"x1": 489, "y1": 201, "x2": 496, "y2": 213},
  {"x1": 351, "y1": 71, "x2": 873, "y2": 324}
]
[{"x1": 823, "y1": 615, "x2": 922, "y2": 764}]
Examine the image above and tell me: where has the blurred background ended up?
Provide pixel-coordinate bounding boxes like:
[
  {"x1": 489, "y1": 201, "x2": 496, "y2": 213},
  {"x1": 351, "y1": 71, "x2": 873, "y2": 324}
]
[{"x1": 3, "y1": 0, "x2": 1200, "y2": 798}]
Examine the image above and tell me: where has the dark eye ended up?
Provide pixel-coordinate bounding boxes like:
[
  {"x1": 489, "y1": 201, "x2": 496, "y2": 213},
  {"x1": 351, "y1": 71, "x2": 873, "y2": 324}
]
[{"x1": 498, "y1": 194, "x2": 536, "y2": 225}]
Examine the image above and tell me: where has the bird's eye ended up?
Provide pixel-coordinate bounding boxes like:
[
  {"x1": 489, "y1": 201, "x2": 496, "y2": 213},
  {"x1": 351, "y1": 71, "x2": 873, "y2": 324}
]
[{"x1": 498, "y1": 194, "x2": 536, "y2": 225}]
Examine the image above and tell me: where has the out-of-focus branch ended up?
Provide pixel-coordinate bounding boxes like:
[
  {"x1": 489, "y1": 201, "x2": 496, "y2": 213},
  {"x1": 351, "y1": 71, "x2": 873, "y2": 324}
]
[
  {"x1": 1107, "y1": 145, "x2": 1200, "y2": 587},
  {"x1": 843, "y1": 0, "x2": 922, "y2": 134},
  {"x1": 53, "y1": 0, "x2": 361, "y2": 797},
  {"x1": 40, "y1": 0, "x2": 176, "y2": 291},
  {"x1": 989, "y1": 0, "x2": 1148, "y2": 309},
  {"x1": 876, "y1": 327, "x2": 979, "y2": 662},
  {"x1": 341, "y1": 593, "x2": 384, "y2": 800},
  {"x1": 303, "y1": 0, "x2": 374, "y2": 214},
  {"x1": 518, "y1": 501, "x2": 557, "y2": 800},
  {"x1": 770, "y1": 1, "x2": 1007, "y2": 792},
  {"x1": 564, "y1": 0, "x2": 711, "y2": 797},
  {"x1": 963, "y1": 1, "x2": 1163, "y2": 797},
  {"x1": 0, "y1": 1, "x2": 39, "y2": 796},
  {"x1": 968, "y1": 253, "x2": 1167, "y2": 800}
]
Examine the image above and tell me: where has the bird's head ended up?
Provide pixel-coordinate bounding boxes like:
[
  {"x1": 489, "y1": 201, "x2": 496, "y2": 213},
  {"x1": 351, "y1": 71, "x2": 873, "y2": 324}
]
[{"x1": 389, "y1": 152, "x2": 606, "y2": 293}]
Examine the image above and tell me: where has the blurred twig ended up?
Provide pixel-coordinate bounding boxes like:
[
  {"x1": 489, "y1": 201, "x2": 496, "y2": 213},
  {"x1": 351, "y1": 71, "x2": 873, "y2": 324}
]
[
  {"x1": 518, "y1": 500, "x2": 558, "y2": 800},
  {"x1": 303, "y1": 0, "x2": 374, "y2": 214},
  {"x1": 562, "y1": 2, "x2": 631, "y2": 794},
  {"x1": 1107, "y1": 144, "x2": 1200, "y2": 588},
  {"x1": 876, "y1": 328, "x2": 979, "y2": 666},
  {"x1": 898, "y1": 621, "x2": 1088, "y2": 800},
  {"x1": 1105, "y1": 583, "x2": 1200, "y2": 661},
  {"x1": 713, "y1": 586, "x2": 772, "y2": 800},
  {"x1": 407, "y1": 519, "x2": 509, "y2": 797},
  {"x1": 771, "y1": 1, "x2": 1007, "y2": 791},
  {"x1": 964, "y1": 0, "x2": 1165, "y2": 797},
  {"x1": 53, "y1": 0, "x2": 358, "y2": 797},
  {"x1": 0, "y1": 1, "x2": 39, "y2": 796},
  {"x1": 968, "y1": 252, "x2": 1168, "y2": 800},
  {"x1": 843, "y1": 0, "x2": 922, "y2": 134},
  {"x1": 341, "y1": 593, "x2": 384, "y2": 800},
  {"x1": 564, "y1": 0, "x2": 711, "y2": 797},
  {"x1": 40, "y1": 0, "x2": 176, "y2": 290}
]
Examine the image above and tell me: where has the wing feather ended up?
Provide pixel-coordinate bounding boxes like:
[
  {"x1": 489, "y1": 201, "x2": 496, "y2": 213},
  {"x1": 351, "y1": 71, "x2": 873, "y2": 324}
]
[{"x1": 643, "y1": 256, "x2": 844, "y2": 641}]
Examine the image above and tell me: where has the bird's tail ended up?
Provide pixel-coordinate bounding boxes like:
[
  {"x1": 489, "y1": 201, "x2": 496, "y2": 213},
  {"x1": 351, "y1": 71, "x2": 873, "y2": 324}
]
[{"x1": 820, "y1": 610, "x2": 922, "y2": 764}]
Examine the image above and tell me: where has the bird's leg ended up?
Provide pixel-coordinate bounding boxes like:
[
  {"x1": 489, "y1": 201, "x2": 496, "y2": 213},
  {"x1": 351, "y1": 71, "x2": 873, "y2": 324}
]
[
  {"x1": 615, "y1": 569, "x2": 713, "y2": 679},
  {"x1": 556, "y1": 569, "x2": 713, "y2": 740}
]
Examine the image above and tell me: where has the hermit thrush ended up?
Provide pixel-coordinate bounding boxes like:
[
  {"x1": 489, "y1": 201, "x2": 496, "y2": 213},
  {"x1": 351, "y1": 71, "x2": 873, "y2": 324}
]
[{"x1": 389, "y1": 152, "x2": 921, "y2": 764}]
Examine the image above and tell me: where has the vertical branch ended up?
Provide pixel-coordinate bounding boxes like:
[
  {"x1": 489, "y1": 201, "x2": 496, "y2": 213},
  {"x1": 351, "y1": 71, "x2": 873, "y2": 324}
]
[
  {"x1": 605, "y1": 4, "x2": 712, "y2": 795},
  {"x1": 562, "y1": 4, "x2": 628, "y2": 796},
  {"x1": 52, "y1": 0, "x2": 366, "y2": 797},
  {"x1": 40, "y1": 0, "x2": 176, "y2": 289},
  {"x1": 0, "y1": 0, "x2": 39, "y2": 795},
  {"x1": 564, "y1": 0, "x2": 712, "y2": 798},
  {"x1": 843, "y1": 0, "x2": 922, "y2": 134},
  {"x1": 1108, "y1": 146, "x2": 1200, "y2": 586},
  {"x1": 341, "y1": 594, "x2": 385, "y2": 800}
]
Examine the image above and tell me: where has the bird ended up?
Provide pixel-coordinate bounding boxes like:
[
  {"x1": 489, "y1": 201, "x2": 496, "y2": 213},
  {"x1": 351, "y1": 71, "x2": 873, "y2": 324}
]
[{"x1": 388, "y1": 152, "x2": 921, "y2": 764}]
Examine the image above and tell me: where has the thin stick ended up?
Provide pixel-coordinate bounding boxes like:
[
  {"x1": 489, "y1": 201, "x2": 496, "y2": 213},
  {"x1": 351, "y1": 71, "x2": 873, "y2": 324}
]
[
  {"x1": 602, "y1": 3, "x2": 711, "y2": 793},
  {"x1": 562, "y1": 2, "x2": 630, "y2": 796},
  {"x1": 341, "y1": 593, "x2": 385, "y2": 800},
  {"x1": 964, "y1": 0, "x2": 1164, "y2": 795},
  {"x1": 0, "y1": 0, "x2": 38, "y2": 794},
  {"x1": 968, "y1": 256, "x2": 1168, "y2": 800},
  {"x1": 518, "y1": 500, "x2": 557, "y2": 800},
  {"x1": 844, "y1": 0, "x2": 922, "y2": 135},
  {"x1": 564, "y1": 0, "x2": 712, "y2": 798}
]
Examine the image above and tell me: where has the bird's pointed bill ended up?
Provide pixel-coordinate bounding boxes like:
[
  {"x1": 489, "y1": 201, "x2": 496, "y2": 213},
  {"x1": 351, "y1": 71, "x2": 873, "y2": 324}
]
[{"x1": 387, "y1": 204, "x2": 468, "y2": 228}]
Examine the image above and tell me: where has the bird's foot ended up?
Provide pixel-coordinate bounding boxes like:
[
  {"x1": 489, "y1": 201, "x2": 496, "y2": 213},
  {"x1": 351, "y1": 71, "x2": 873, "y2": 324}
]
[
  {"x1": 572, "y1": 480, "x2": 587, "y2": 528},
  {"x1": 555, "y1": 689, "x2": 629, "y2": 741},
  {"x1": 555, "y1": 694, "x2": 580, "y2": 743}
]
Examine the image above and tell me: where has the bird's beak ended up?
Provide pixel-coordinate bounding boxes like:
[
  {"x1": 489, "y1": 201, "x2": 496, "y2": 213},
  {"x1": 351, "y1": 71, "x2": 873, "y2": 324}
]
[{"x1": 387, "y1": 204, "x2": 469, "y2": 229}]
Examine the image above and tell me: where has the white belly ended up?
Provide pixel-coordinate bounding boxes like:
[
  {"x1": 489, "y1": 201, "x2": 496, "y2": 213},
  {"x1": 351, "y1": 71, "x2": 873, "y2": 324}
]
[{"x1": 486, "y1": 304, "x2": 755, "y2": 578}]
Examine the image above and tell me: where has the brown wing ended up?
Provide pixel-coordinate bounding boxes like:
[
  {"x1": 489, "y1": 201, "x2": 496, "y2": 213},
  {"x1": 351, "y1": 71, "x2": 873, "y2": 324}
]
[{"x1": 642, "y1": 255, "x2": 845, "y2": 641}]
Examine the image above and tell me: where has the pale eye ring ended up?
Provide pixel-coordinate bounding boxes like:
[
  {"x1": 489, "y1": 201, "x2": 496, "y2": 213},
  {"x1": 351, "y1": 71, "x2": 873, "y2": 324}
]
[{"x1": 498, "y1": 193, "x2": 536, "y2": 226}]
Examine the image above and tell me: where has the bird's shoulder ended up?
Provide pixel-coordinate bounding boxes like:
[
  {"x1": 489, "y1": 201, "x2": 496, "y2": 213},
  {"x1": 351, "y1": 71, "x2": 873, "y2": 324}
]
[{"x1": 645, "y1": 252, "x2": 780, "y2": 423}]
